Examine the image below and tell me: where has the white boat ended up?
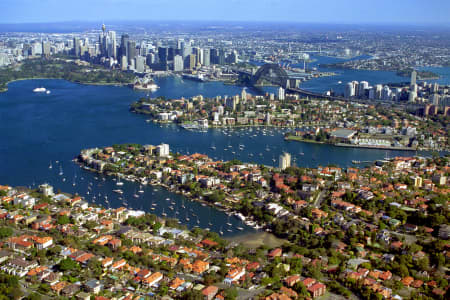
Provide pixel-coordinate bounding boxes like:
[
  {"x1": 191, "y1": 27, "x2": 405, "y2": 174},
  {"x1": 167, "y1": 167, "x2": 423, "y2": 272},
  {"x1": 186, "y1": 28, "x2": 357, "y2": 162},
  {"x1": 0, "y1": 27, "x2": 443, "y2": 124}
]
[
  {"x1": 46, "y1": 90, "x2": 51, "y2": 94},
  {"x1": 113, "y1": 189, "x2": 123, "y2": 194},
  {"x1": 33, "y1": 87, "x2": 46, "y2": 93}
]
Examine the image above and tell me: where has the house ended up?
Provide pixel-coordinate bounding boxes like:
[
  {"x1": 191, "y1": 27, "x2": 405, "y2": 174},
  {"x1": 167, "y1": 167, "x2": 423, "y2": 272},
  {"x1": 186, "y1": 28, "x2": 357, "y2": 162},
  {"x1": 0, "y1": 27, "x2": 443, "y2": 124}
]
[
  {"x1": 268, "y1": 248, "x2": 282, "y2": 259},
  {"x1": 285, "y1": 275, "x2": 301, "y2": 287},
  {"x1": 1, "y1": 258, "x2": 38, "y2": 277},
  {"x1": 62, "y1": 284, "x2": 80, "y2": 297},
  {"x1": 192, "y1": 260, "x2": 209, "y2": 274},
  {"x1": 142, "y1": 272, "x2": 163, "y2": 287},
  {"x1": 202, "y1": 285, "x2": 219, "y2": 300},
  {"x1": 307, "y1": 282, "x2": 326, "y2": 298},
  {"x1": 85, "y1": 279, "x2": 103, "y2": 294}
]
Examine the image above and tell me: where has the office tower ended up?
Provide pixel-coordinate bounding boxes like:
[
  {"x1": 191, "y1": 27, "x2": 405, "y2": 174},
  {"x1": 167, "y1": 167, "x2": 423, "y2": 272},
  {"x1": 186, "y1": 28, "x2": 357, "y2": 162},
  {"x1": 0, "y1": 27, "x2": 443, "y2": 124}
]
[
  {"x1": 107, "y1": 31, "x2": 117, "y2": 58},
  {"x1": 431, "y1": 94, "x2": 440, "y2": 106},
  {"x1": 344, "y1": 82, "x2": 355, "y2": 98},
  {"x1": 265, "y1": 112, "x2": 271, "y2": 125},
  {"x1": 228, "y1": 50, "x2": 238, "y2": 64},
  {"x1": 432, "y1": 83, "x2": 439, "y2": 93},
  {"x1": 241, "y1": 88, "x2": 247, "y2": 102},
  {"x1": 410, "y1": 70, "x2": 417, "y2": 86},
  {"x1": 120, "y1": 55, "x2": 128, "y2": 71},
  {"x1": 146, "y1": 53, "x2": 156, "y2": 65},
  {"x1": 173, "y1": 55, "x2": 184, "y2": 71},
  {"x1": 381, "y1": 85, "x2": 391, "y2": 101},
  {"x1": 127, "y1": 40, "x2": 136, "y2": 64},
  {"x1": 73, "y1": 37, "x2": 80, "y2": 57},
  {"x1": 41, "y1": 41, "x2": 51, "y2": 56},
  {"x1": 135, "y1": 56, "x2": 145, "y2": 73},
  {"x1": 158, "y1": 47, "x2": 168, "y2": 65},
  {"x1": 168, "y1": 47, "x2": 175, "y2": 61},
  {"x1": 217, "y1": 105, "x2": 224, "y2": 115},
  {"x1": 358, "y1": 81, "x2": 369, "y2": 97},
  {"x1": 210, "y1": 48, "x2": 218, "y2": 64},
  {"x1": 156, "y1": 144, "x2": 170, "y2": 157},
  {"x1": 203, "y1": 48, "x2": 210, "y2": 66},
  {"x1": 279, "y1": 152, "x2": 291, "y2": 170},
  {"x1": 186, "y1": 54, "x2": 196, "y2": 70},
  {"x1": 181, "y1": 41, "x2": 191, "y2": 58},
  {"x1": 278, "y1": 87, "x2": 286, "y2": 101},
  {"x1": 225, "y1": 97, "x2": 237, "y2": 111},
  {"x1": 218, "y1": 49, "x2": 226, "y2": 65},
  {"x1": 120, "y1": 34, "x2": 129, "y2": 58},
  {"x1": 177, "y1": 39, "x2": 183, "y2": 50},
  {"x1": 197, "y1": 48, "x2": 204, "y2": 65},
  {"x1": 375, "y1": 84, "x2": 383, "y2": 100},
  {"x1": 409, "y1": 91, "x2": 417, "y2": 103}
]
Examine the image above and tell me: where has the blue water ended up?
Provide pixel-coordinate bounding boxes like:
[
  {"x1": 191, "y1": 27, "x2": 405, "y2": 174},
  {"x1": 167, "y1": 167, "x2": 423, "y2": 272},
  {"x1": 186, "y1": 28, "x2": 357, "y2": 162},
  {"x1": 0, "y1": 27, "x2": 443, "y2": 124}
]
[
  {"x1": 300, "y1": 55, "x2": 450, "y2": 94},
  {"x1": 0, "y1": 73, "x2": 438, "y2": 236}
]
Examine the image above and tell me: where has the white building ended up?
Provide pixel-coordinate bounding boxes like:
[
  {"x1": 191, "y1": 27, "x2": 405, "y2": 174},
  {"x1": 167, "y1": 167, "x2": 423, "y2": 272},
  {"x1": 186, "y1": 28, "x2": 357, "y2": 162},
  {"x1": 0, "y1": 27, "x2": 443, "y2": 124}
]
[
  {"x1": 156, "y1": 144, "x2": 170, "y2": 157},
  {"x1": 278, "y1": 87, "x2": 285, "y2": 101},
  {"x1": 173, "y1": 55, "x2": 184, "y2": 71},
  {"x1": 279, "y1": 152, "x2": 291, "y2": 170}
]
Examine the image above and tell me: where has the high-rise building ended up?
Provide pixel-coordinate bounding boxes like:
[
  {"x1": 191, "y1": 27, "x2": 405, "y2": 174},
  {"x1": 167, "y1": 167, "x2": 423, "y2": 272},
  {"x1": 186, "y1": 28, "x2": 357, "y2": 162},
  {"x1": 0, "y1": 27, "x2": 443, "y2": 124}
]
[
  {"x1": 409, "y1": 91, "x2": 417, "y2": 103},
  {"x1": 127, "y1": 41, "x2": 136, "y2": 64},
  {"x1": 42, "y1": 41, "x2": 51, "y2": 56},
  {"x1": 120, "y1": 34, "x2": 129, "y2": 58},
  {"x1": 173, "y1": 55, "x2": 184, "y2": 71},
  {"x1": 203, "y1": 48, "x2": 210, "y2": 66},
  {"x1": 156, "y1": 144, "x2": 170, "y2": 157},
  {"x1": 344, "y1": 82, "x2": 355, "y2": 98},
  {"x1": 375, "y1": 84, "x2": 383, "y2": 100},
  {"x1": 135, "y1": 56, "x2": 146, "y2": 73},
  {"x1": 358, "y1": 81, "x2": 369, "y2": 97},
  {"x1": 120, "y1": 55, "x2": 128, "y2": 71},
  {"x1": 381, "y1": 85, "x2": 391, "y2": 101},
  {"x1": 279, "y1": 152, "x2": 291, "y2": 170},
  {"x1": 106, "y1": 31, "x2": 117, "y2": 58},
  {"x1": 241, "y1": 88, "x2": 247, "y2": 102},
  {"x1": 186, "y1": 54, "x2": 196, "y2": 70},
  {"x1": 410, "y1": 70, "x2": 417, "y2": 86},
  {"x1": 73, "y1": 37, "x2": 80, "y2": 57},
  {"x1": 158, "y1": 47, "x2": 168, "y2": 65},
  {"x1": 278, "y1": 87, "x2": 286, "y2": 101}
]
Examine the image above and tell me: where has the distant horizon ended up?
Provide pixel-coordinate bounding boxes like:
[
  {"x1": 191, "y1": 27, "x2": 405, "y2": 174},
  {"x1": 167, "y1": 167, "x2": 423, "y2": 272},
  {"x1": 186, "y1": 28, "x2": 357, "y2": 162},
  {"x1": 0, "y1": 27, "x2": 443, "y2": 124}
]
[{"x1": 1, "y1": 0, "x2": 449, "y2": 27}]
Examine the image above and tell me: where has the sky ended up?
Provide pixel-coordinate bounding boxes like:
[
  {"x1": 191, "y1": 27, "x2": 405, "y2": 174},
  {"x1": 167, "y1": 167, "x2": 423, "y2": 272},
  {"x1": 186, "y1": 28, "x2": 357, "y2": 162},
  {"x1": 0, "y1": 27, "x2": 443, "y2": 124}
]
[{"x1": 1, "y1": 0, "x2": 449, "y2": 25}]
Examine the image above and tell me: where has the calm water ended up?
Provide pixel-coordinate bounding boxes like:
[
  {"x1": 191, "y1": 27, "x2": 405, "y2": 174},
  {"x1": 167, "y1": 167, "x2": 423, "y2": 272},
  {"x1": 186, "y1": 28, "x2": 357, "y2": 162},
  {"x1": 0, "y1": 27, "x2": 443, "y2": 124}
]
[
  {"x1": 300, "y1": 55, "x2": 450, "y2": 94},
  {"x1": 0, "y1": 64, "x2": 444, "y2": 235}
]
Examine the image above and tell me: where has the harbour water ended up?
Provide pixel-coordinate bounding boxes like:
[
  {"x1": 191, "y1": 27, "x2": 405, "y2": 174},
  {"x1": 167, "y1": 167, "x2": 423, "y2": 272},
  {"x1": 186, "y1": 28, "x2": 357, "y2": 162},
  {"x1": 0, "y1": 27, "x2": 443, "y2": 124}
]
[{"x1": 0, "y1": 60, "x2": 447, "y2": 236}]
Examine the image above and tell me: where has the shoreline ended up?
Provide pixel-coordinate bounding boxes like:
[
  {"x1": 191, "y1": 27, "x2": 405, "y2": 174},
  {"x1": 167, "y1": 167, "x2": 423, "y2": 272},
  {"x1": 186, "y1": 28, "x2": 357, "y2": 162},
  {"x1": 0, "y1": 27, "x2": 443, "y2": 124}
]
[
  {"x1": 285, "y1": 135, "x2": 420, "y2": 151},
  {"x1": 0, "y1": 77, "x2": 130, "y2": 93}
]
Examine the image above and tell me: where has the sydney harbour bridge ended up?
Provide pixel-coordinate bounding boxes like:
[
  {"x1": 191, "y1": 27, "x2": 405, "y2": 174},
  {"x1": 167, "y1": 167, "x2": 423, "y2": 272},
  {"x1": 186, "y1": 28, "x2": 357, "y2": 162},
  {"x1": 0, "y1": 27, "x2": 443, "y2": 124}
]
[{"x1": 235, "y1": 63, "x2": 344, "y2": 101}]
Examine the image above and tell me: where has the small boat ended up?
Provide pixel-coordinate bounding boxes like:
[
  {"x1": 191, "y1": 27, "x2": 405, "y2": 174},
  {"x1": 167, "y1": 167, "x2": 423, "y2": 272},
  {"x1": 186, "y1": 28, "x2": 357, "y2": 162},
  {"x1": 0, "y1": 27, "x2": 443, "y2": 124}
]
[
  {"x1": 162, "y1": 209, "x2": 167, "y2": 217},
  {"x1": 237, "y1": 227, "x2": 244, "y2": 231},
  {"x1": 116, "y1": 175, "x2": 123, "y2": 186},
  {"x1": 113, "y1": 189, "x2": 123, "y2": 194},
  {"x1": 48, "y1": 162, "x2": 53, "y2": 169}
]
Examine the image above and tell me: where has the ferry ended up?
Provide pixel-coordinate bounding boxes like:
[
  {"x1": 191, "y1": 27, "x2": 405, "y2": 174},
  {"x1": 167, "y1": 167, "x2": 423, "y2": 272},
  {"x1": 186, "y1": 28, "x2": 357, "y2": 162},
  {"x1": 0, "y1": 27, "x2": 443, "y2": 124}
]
[
  {"x1": 33, "y1": 87, "x2": 46, "y2": 93},
  {"x1": 182, "y1": 73, "x2": 206, "y2": 82}
]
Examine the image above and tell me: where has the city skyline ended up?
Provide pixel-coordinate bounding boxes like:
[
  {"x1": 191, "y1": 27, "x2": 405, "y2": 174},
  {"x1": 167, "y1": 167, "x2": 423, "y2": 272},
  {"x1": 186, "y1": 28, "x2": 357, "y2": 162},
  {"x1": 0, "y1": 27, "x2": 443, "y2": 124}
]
[{"x1": 1, "y1": 0, "x2": 450, "y2": 25}]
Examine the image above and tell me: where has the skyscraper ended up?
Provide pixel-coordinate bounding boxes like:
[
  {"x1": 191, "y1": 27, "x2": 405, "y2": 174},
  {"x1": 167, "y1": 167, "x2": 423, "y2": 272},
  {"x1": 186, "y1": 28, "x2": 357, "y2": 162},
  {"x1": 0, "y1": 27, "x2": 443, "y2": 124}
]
[
  {"x1": 279, "y1": 152, "x2": 291, "y2": 170},
  {"x1": 120, "y1": 34, "x2": 129, "y2": 58},
  {"x1": 278, "y1": 87, "x2": 286, "y2": 101},
  {"x1": 411, "y1": 70, "x2": 417, "y2": 86},
  {"x1": 173, "y1": 55, "x2": 184, "y2": 72},
  {"x1": 127, "y1": 40, "x2": 136, "y2": 64},
  {"x1": 203, "y1": 48, "x2": 210, "y2": 66},
  {"x1": 107, "y1": 31, "x2": 117, "y2": 58},
  {"x1": 73, "y1": 37, "x2": 80, "y2": 57}
]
